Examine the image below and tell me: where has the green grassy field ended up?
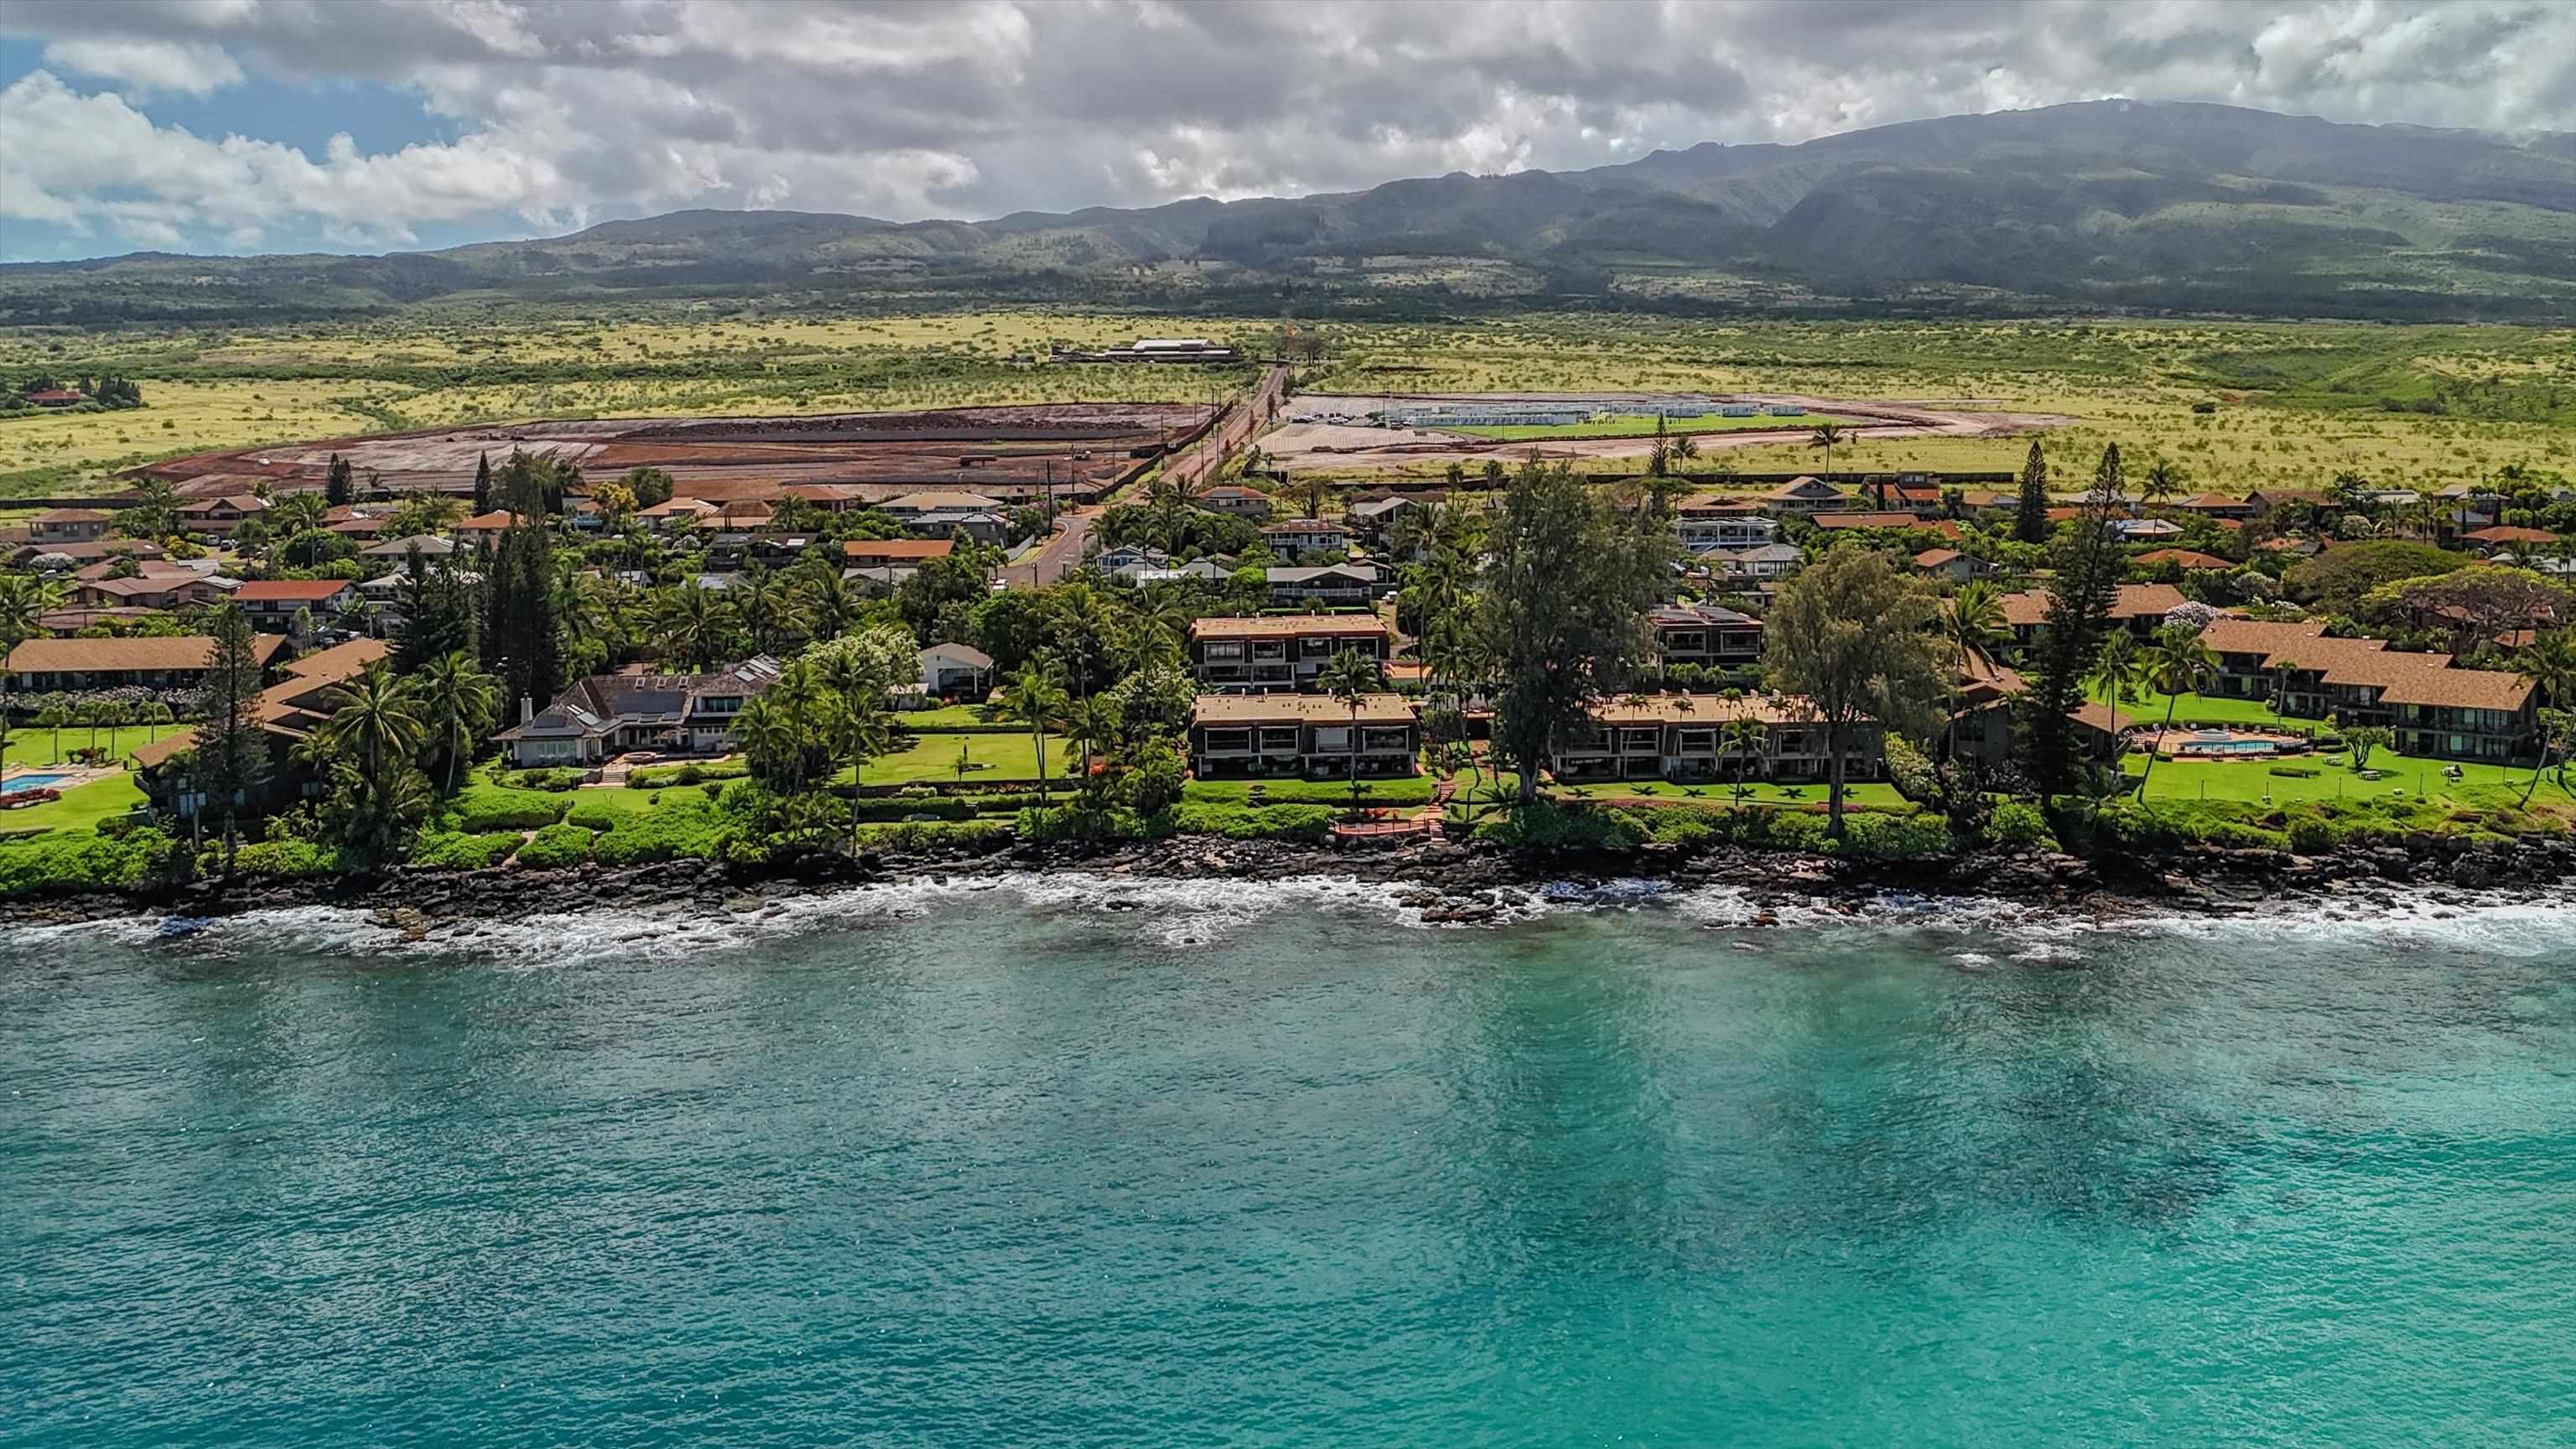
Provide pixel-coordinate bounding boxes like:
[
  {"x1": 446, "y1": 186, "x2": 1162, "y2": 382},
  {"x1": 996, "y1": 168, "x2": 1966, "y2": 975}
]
[
  {"x1": 861, "y1": 730, "x2": 1047, "y2": 786},
  {"x1": 1452, "y1": 412, "x2": 1867, "y2": 440},
  {"x1": 1304, "y1": 316, "x2": 2576, "y2": 489},
  {"x1": 2085, "y1": 689, "x2": 2312, "y2": 731},
  {"x1": 3, "y1": 724, "x2": 187, "y2": 769},
  {"x1": 8, "y1": 309, "x2": 2568, "y2": 501},
  {"x1": 2122, "y1": 751, "x2": 2565, "y2": 811},
  {"x1": 0, "y1": 771, "x2": 148, "y2": 836}
]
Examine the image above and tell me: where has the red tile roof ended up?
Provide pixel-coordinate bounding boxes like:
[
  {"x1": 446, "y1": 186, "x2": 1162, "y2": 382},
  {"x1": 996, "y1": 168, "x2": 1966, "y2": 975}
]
[
  {"x1": 2134, "y1": 548, "x2": 2233, "y2": 569},
  {"x1": 232, "y1": 579, "x2": 356, "y2": 603}
]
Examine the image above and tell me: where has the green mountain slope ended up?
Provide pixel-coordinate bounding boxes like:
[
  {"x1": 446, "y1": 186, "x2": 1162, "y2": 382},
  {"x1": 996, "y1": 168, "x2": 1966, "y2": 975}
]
[{"x1": 5, "y1": 100, "x2": 2569, "y2": 324}]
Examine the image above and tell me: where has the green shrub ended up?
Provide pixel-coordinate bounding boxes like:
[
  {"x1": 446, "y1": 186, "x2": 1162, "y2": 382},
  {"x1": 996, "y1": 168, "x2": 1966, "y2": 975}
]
[
  {"x1": 514, "y1": 823, "x2": 593, "y2": 870},
  {"x1": 563, "y1": 797, "x2": 632, "y2": 832},
  {"x1": 1825, "y1": 813, "x2": 1952, "y2": 860},
  {"x1": 1015, "y1": 803, "x2": 1152, "y2": 842},
  {"x1": 230, "y1": 838, "x2": 340, "y2": 878},
  {"x1": 2268, "y1": 765, "x2": 2319, "y2": 779},
  {"x1": 590, "y1": 798, "x2": 725, "y2": 865},
  {"x1": 855, "y1": 818, "x2": 1011, "y2": 853},
  {"x1": 1647, "y1": 817, "x2": 1716, "y2": 849},
  {"x1": 1166, "y1": 801, "x2": 1336, "y2": 841},
  {"x1": 0, "y1": 828, "x2": 179, "y2": 896},
  {"x1": 2201, "y1": 821, "x2": 2291, "y2": 851},
  {"x1": 2286, "y1": 815, "x2": 2337, "y2": 854},
  {"x1": 631, "y1": 760, "x2": 750, "y2": 788},
  {"x1": 450, "y1": 790, "x2": 569, "y2": 833},
  {"x1": 849, "y1": 797, "x2": 979, "y2": 823},
  {"x1": 1986, "y1": 800, "x2": 2059, "y2": 852},
  {"x1": 408, "y1": 831, "x2": 522, "y2": 870},
  {"x1": 1470, "y1": 802, "x2": 1646, "y2": 851},
  {"x1": 501, "y1": 767, "x2": 584, "y2": 792},
  {"x1": 1185, "y1": 775, "x2": 1439, "y2": 806}
]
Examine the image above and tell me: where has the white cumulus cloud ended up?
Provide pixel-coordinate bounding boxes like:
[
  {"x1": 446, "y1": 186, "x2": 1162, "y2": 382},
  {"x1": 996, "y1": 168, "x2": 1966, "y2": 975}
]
[
  {"x1": 0, "y1": 0, "x2": 2568, "y2": 256},
  {"x1": 39, "y1": 37, "x2": 242, "y2": 96}
]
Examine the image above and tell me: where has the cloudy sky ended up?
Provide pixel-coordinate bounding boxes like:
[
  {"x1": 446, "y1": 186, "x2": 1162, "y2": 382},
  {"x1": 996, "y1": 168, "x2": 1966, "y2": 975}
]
[{"x1": 2, "y1": 0, "x2": 2569, "y2": 261}]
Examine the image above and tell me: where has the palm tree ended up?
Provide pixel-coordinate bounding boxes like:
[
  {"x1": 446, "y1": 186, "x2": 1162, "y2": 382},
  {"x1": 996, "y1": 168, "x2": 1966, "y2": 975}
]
[
  {"x1": 2133, "y1": 626, "x2": 2217, "y2": 804},
  {"x1": 0, "y1": 574, "x2": 65, "y2": 767},
  {"x1": 1003, "y1": 657, "x2": 1070, "y2": 802},
  {"x1": 34, "y1": 704, "x2": 68, "y2": 765},
  {"x1": 1720, "y1": 715, "x2": 1768, "y2": 802},
  {"x1": 2141, "y1": 456, "x2": 2184, "y2": 507},
  {"x1": 1062, "y1": 696, "x2": 1119, "y2": 793},
  {"x1": 2089, "y1": 630, "x2": 2142, "y2": 714},
  {"x1": 1317, "y1": 647, "x2": 1384, "y2": 812},
  {"x1": 266, "y1": 492, "x2": 329, "y2": 538},
  {"x1": 2516, "y1": 629, "x2": 2576, "y2": 806},
  {"x1": 811, "y1": 644, "x2": 891, "y2": 853},
  {"x1": 318, "y1": 661, "x2": 426, "y2": 784},
  {"x1": 413, "y1": 648, "x2": 500, "y2": 794},
  {"x1": 1386, "y1": 501, "x2": 1448, "y2": 560},
  {"x1": 1048, "y1": 585, "x2": 1120, "y2": 698},
  {"x1": 1942, "y1": 580, "x2": 2010, "y2": 756},
  {"x1": 731, "y1": 564, "x2": 806, "y2": 655},
  {"x1": 797, "y1": 559, "x2": 860, "y2": 641},
  {"x1": 655, "y1": 584, "x2": 732, "y2": 668},
  {"x1": 1807, "y1": 422, "x2": 1844, "y2": 479}
]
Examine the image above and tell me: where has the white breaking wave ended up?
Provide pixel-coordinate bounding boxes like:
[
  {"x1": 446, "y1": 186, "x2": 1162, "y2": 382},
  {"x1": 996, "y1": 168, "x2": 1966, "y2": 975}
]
[{"x1": 4, "y1": 873, "x2": 2572, "y2": 965}]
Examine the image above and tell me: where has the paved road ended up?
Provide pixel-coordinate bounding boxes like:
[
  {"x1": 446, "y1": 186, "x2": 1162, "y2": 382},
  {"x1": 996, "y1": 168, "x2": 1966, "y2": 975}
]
[
  {"x1": 1162, "y1": 361, "x2": 1290, "y2": 496},
  {"x1": 999, "y1": 503, "x2": 1100, "y2": 589},
  {"x1": 1000, "y1": 361, "x2": 1289, "y2": 589}
]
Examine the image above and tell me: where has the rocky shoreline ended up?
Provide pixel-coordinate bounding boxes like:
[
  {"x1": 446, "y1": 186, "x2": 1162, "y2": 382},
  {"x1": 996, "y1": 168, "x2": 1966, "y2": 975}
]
[{"x1": 4, "y1": 824, "x2": 2573, "y2": 934}]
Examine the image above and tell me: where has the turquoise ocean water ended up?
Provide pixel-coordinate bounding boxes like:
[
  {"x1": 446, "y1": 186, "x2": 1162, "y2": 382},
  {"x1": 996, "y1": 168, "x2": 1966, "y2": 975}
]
[{"x1": 6, "y1": 878, "x2": 2573, "y2": 1446}]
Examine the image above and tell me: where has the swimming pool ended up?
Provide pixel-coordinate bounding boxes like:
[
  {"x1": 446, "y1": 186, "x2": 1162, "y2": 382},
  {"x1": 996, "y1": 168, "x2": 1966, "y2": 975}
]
[
  {"x1": 2181, "y1": 740, "x2": 2280, "y2": 756},
  {"x1": 1, "y1": 773, "x2": 70, "y2": 795}
]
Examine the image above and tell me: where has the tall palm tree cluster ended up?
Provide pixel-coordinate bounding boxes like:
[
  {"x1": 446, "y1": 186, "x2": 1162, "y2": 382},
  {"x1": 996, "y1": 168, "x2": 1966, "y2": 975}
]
[{"x1": 307, "y1": 651, "x2": 501, "y2": 859}]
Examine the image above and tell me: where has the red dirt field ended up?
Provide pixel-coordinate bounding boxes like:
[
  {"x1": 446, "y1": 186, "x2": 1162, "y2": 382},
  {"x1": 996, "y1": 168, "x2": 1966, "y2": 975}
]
[{"x1": 132, "y1": 402, "x2": 1217, "y2": 508}]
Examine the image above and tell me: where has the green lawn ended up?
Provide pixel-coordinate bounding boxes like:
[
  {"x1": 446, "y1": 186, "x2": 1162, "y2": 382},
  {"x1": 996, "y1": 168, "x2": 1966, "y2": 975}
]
[
  {"x1": 3, "y1": 724, "x2": 189, "y2": 769},
  {"x1": 1553, "y1": 777, "x2": 1912, "y2": 808},
  {"x1": 896, "y1": 704, "x2": 1002, "y2": 731},
  {"x1": 0, "y1": 771, "x2": 148, "y2": 836},
  {"x1": 862, "y1": 730, "x2": 1047, "y2": 786},
  {"x1": 2090, "y1": 688, "x2": 2314, "y2": 732},
  {"x1": 1184, "y1": 775, "x2": 1440, "y2": 807},
  {"x1": 2123, "y1": 752, "x2": 2564, "y2": 810},
  {"x1": 1453, "y1": 412, "x2": 1867, "y2": 440}
]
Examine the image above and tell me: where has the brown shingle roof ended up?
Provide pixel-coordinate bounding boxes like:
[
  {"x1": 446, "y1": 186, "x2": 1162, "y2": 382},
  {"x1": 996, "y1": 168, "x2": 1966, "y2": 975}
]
[
  {"x1": 6, "y1": 634, "x2": 285, "y2": 674},
  {"x1": 2374, "y1": 666, "x2": 2536, "y2": 712},
  {"x1": 233, "y1": 579, "x2": 356, "y2": 603},
  {"x1": 1587, "y1": 693, "x2": 1830, "y2": 725},
  {"x1": 2134, "y1": 548, "x2": 2233, "y2": 569},
  {"x1": 1188, "y1": 615, "x2": 1388, "y2": 641},
  {"x1": 1192, "y1": 693, "x2": 1414, "y2": 724},
  {"x1": 2464, "y1": 525, "x2": 2560, "y2": 544},
  {"x1": 843, "y1": 538, "x2": 955, "y2": 562},
  {"x1": 1813, "y1": 512, "x2": 1935, "y2": 530},
  {"x1": 1998, "y1": 583, "x2": 2188, "y2": 628}
]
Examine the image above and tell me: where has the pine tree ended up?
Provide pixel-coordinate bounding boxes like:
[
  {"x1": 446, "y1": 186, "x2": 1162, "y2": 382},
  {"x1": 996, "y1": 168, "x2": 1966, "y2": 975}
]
[
  {"x1": 325, "y1": 453, "x2": 355, "y2": 507},
  {"x1": 2016, "y1": 444, "x2": 2128, "y2": 802},
  {"x1": 480, "y1": 524, "x2": 562, "y2": 718},
  {"x1": 195, "y1": 604, "x2": 271, "y2": 867},
  {"x1": 2013, "y1": 437, "x2": 2051, "y2": 544},
  {"x1": 395, "y1": 549, "x2": 478, "y2": 672},
  {"x1": 1478, "y1": 460, "x2": 1673, "y2": 802},
  {"x1": 472, "y1": 452, "x2": 492, "y2": 516}
]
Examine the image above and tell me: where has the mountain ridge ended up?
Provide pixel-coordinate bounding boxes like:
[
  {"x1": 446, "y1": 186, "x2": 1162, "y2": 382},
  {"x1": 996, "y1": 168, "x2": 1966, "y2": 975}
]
[{"x1": 8, "y1": 100, "x2": 2573, "y2": 324}]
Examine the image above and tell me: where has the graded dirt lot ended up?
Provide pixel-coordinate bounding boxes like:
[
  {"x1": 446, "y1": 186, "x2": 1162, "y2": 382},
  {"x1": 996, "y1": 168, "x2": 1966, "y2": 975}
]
[
  {"x1": 133, "y1": 402, "x2": 1217, "y2": 506},
  {"x1": 1264, "y1": 392, "x2": 2071, "y2": 473}
]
